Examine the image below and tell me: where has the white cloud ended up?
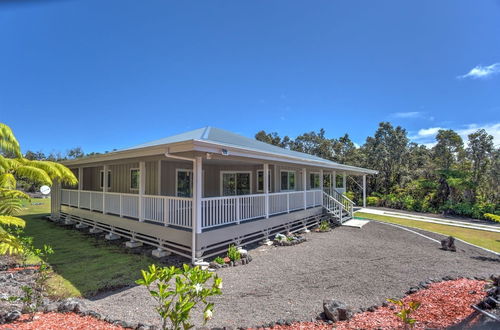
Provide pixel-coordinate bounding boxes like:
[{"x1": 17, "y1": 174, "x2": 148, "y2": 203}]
[
  {"x1": 458, "y1": 63, "x2": 500, "y2": 79},
  {"x1": 392, "y1": 111, "x2": 422, "y2": 118},
  {"x1": 411, "y1": 123, "x2": 500, "y2": 147}
]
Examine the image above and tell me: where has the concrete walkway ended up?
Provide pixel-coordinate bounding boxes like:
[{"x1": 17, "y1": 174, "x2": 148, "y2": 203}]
[{"x1": 356, "y1": 208, "x2": 500, "y2": 233}]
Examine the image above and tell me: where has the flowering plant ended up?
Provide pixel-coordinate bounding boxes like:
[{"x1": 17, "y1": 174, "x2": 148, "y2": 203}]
[{"x1": 136, "y1": 264, "x2": 222, "y2": 330}]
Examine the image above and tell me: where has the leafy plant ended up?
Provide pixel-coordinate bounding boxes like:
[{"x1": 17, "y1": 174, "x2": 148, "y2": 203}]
[
  {"x1": 227, "y1": 245, "x2": 241, "y2": 261},
  {"x1": 318, "y1": 220, "x2": 330, "y2": 232},
  {"x1": 387, "y1": 298, "x2": 421, "y2": 329},
  {"x1": 213, "y1": 256, "x2": 225, "y2": 265},
  {"x1": 1, "y1": 122, "x2": 77, "y2": 255},
  {"x1": 136, "y1": 264, "x2": 222, "y2": 330},
  {"x1": 484, "y1": 213, "x2": 500, "y2": 223}
]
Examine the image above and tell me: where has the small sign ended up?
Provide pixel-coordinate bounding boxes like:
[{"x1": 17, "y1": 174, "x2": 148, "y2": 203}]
[{"x1": 40, "y1": 185, "x2": 51, "y2": 195}]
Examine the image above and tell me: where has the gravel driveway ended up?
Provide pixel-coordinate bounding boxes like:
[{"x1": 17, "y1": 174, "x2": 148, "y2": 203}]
[{"x1": 84, "y1": 221, "x2": 499, "y2": 328}]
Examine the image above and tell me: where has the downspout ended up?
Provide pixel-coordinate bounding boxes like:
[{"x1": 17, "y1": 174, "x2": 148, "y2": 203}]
[{"x1": 164, "y1": 152, "x2": 197, "y2": 263}]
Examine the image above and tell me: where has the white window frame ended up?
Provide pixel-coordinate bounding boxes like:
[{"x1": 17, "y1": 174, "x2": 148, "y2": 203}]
[
  {"x1": 280, "y1": 170, "x2": 296, "y2": 191},
  {"x1": 310, "y1": 171, "x2": 320, "y2": 190},
  {"x1": 130, "y1": 168, "x2": 140, "y2": 191},
  {"x1": 220, "y1": 171, "x2": 253, "y2": 196},
  {"x1": 256, "y1": 169, "x2": 271, "y2": 192},
  {"x1": 99, "y1": 170, "x2": 111, "y2": 189}
]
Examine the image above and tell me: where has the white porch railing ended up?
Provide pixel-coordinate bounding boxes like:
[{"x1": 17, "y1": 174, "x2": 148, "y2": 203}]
[
  {"x1": 61, "y1": 187, "x2": 349, "y2": 231},
  {"x1": 61, "y1": 189, "x2": 193, "y2": 229}
]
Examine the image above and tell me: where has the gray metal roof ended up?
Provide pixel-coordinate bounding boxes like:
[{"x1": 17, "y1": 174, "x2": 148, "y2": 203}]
[{"x1": 123, "y1": 126, "x2": 376, "y2": 174}]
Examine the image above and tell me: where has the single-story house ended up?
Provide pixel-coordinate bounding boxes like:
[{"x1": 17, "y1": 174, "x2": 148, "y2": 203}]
[{"x1": 52, "y1": 127, "x2": 377, "y2": 262}]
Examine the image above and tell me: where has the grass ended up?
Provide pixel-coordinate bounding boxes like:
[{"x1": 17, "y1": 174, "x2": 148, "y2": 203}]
[
  {"x1": 355, "y1": 211, "x2": 500, "y2": 253},
  {"x1": 18, "y1": 199, "x2": 157, "y2": 298}
]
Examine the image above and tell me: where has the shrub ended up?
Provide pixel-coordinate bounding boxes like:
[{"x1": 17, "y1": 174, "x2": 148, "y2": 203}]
[
  {"x1": 227, "y1": 244, "x2": 241, "y2": 261},
  {"x1": 344, "y1": 191, "x2": 355, "y2": 201},
  {"x1": 367, "y1": 196, "x2": 380, "y2": 206},
  {"x1": 484, "y1": 213, "x2": 500, "y2": 223},
  {"x1": 214, "y1": 256, "x2": 225, "y2": 265},
  {"x1": 136, "y1": 264, "x2": 222, "y2": 330},
  {"x1": 318, "y1": 220, "x2": 330, "y2": 232},
  {"x1": 387, "y1": 298, "x2": 421, "y2": 329}
]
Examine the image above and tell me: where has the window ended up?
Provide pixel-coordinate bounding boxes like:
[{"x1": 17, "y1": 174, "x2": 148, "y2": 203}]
[
  {"x1": 176, "y1": 169, "x2": 193, "y2": 197},
  {"x1": 310, "y1": 172, "x2": 320, "y2": 189},
  {"x1": 280, "y1": 170, "x2": 296, "y2": 191},
  {"x1": 257, "y1": 170, "x2": 271, "y2": 192},
  {"x1": 221, "y1": 171, "x2": 251, "y2": 196},
  {"x1": 130, "y1": 168, "x2": 139, "y2": 190},
  {"x1": 100, "y1": 170, "x2": 111, "y2": 189}
]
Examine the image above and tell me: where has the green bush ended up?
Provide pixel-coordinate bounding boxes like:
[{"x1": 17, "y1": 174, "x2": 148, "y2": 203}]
[
  {"x1": 367, "y1": 196, "x2": 380, "y2": 206},
  {"x1": 344, "y1": 191, "x2": 355, "y2": 201},
  {"x1": 214, "y1": 256, "x2": 225, "y2": 265},
  {"x1": 318, "y1": 220, "x2": 330, "y2": 231},
  {"x1": 136, "y1": 264, "x2": 222, "y2": 329},
  {"x1": 227, "y1": 245, "x2": 241, "y2": 261},
  {"x1": 484, "y1": 213, "x2": 500, "y2": 223}
]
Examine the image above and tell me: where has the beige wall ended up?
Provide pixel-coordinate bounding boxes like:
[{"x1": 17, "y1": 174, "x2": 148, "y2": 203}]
[{"x1": 73, "y1": 160, "x2": 333, "y2": 197}]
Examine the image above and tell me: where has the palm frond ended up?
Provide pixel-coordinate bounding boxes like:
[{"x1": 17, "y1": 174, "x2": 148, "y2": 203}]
[
  {"x1": 14, "y1": 165, "x2": 52, "y2": 185},
  {"x1": 0, "y1": 155, "x2": 20, "y2": 174},
  {"x1": 0, "y1": 173, "x2": 16, "y2": 189},
  {"x1": 0, "y1": 188, "x2": 30, "y2": 200},
  {"x1": 0, "y1": 229, "x2": 24, "y2": 255},
  {"x1": 0, "y1": 123, "x2": 21, "y2": 158},
  {"x1": 0, "y1": 215, "x2": 25, "y2": 227},
  {"x1": 0, "y1": 197, "x2": 23, "y2": 216},
  {"x1": 20, "y1": 159, "x2": 77, "y2": 186}
]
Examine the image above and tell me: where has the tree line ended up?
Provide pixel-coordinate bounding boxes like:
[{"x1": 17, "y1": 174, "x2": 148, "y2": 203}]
[{"x1": 255, "y1": 122, "x2": 499, "y2": 220}]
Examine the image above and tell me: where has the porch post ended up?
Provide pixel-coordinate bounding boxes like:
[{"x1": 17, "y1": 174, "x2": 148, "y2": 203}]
[
  {"x1": 102, "y1": 165, "x2": 108, "y2": 214},
  {"x1": 157, "y1": 160, "x2": 162, "y2": 195},
  {"x1": 302, "y1": 168, "x2": 307, "y2": 210},
  {"x1": 332, "y1": 170, "x2": 336, "y2": 192},
  {"x1": 319, "y1": 169, "x2": 324, "y2": 191},
  {"x1": 342, "y1": 172, "x2": 347, "y2": 192},
  {"x1": 194, "y1": 156, "x2": 202, "y2": 234},
  {"x1": 78, "y1": 167, "x2": 83, "y2": 208},
  {"x1": 138, "y1": 161, "x2": 146, "y2": 221},
  {"x1": 264, "y1": 163, "x2": 269, "y2": 218},
  {"x1": 363, "y1": 174, "x2": 367, "y2": 208}
]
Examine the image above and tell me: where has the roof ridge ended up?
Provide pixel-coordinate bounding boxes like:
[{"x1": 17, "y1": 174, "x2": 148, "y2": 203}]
[{"x1": 201, "y1": 126, "x2": 211, "y2": 140}]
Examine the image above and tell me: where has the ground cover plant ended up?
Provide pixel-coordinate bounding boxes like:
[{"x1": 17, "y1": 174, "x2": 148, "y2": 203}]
[{"x1": 355, "y1": 211, "x2": 500, "y2": 252}]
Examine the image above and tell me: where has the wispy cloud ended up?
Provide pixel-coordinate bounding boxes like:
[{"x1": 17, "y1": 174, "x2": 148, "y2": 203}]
[
  {"x1": 458, "y1": 63, "x2": 500, "y2": 79},
  {"x1": 392, "y1": 111, "x2": 422, "y2": 119},
  {"x1": 411, "y1": 123, "x2": 500, "y2": 147}
]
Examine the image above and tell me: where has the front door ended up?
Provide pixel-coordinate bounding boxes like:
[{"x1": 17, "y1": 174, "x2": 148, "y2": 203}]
[{"x1": 221, "y1": 172, "x2": 251, "y2": 196}]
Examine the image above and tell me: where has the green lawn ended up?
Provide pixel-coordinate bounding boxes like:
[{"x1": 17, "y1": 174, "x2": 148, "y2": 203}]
[
  {"x1": 355, "y1": 211, "x2": 500, "y2": 253},
  {"x1": 18, "y1": 199, "x2": 157, "y2": 298}
]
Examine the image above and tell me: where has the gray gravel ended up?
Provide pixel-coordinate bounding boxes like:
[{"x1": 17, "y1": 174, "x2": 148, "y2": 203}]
[{"x1": 84, "y1": 221, "x2": 499, "y2": 328}]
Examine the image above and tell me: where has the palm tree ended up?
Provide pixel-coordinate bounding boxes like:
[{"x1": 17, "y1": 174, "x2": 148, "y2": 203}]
[{"x1": 0, "y1": 123, "x2": 77, "y2": 254}]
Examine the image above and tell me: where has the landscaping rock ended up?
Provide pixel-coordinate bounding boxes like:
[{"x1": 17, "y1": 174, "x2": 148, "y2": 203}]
[
  {"x1": 5, "y1": 310, "x2": 21, "y2": 322},
  {"x1": 323, "y1": 299, "x2": 353, "y2": 322},
  {"x1": 440, "y1": 236, "x2": 456, "y2": 252}
]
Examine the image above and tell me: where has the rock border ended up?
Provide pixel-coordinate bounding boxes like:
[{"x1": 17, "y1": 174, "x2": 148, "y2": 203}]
[
  {"x1": 273, "y1": 233, "x2": 306, "y2": 247},
  {"x1": 209, "y1": 255, "x2": 253, "y2": 269}
]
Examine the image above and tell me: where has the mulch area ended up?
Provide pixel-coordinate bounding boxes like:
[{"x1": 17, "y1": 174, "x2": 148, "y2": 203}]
[
  {"x1": 0, "y1": 312, "x2": 124, "y2": 330},
  {"x1": 254, "y1": 278, "x2": 487, "y2": 329}
]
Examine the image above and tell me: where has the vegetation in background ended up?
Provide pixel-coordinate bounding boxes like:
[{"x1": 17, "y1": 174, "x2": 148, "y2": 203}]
[
  {"x1": 318, "y1": 220, "x2": 331, "y2": 232},
  {"x1": 355, "y1": 211, "x2": 500, "y2": 252},
  {"x1": 136, "y1": 264, "x2": 222, "y2": 330},
  {"x1": 256, "y1": 122, "x2": 499, "y2": 220}
]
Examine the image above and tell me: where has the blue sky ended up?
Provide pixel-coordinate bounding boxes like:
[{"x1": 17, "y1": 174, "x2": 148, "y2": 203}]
[{"x1": 1, "y1": 0, "x2": 499, "y2": 154}]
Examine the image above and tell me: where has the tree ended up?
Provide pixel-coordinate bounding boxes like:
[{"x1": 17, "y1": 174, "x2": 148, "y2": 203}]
[
  {"x1": 432, "y1": 129, "x2": 464, "y2": 171},
  {"x1": 67, "y1": 147, "x2": 84, "y2": 159},
  {"x1": 467, "y1": 129, "x2": 494, "y2": 199},
  {"x1": 0, "y1": 123, "x2": 77, "y2": 254}
]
